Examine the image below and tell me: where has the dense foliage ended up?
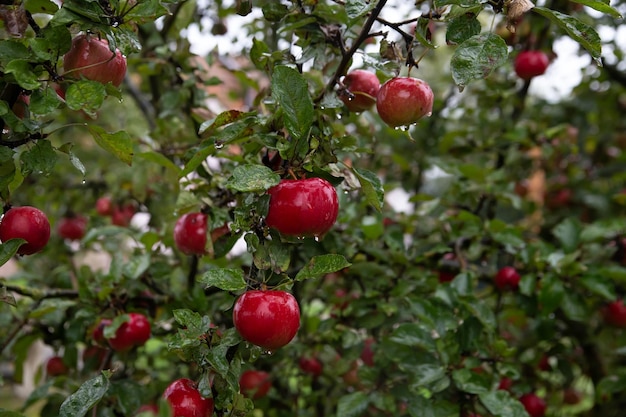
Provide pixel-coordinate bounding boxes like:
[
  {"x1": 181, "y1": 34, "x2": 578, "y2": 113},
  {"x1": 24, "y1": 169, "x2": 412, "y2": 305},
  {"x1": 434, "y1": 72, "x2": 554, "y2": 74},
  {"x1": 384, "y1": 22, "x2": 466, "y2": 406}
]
[{"x1": 0, "y1": 0, "x2": 625, "y2": 416}]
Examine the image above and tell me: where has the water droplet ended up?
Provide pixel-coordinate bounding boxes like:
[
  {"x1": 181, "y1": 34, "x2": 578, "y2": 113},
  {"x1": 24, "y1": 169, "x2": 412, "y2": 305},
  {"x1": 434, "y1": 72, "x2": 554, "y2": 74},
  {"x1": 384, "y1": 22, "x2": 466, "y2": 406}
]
[
  {"x1": 81, "y1": 179, "x2": 86, "y2": 185},
  {"x1": 343, "y1": 190, "x2": 349, "y2": 194},
  {"x1": 313, "y1": 235, "x2": 320, "y2": 242},
  {"x1": 296, "y1": 236, "x2": 305, "y2": 241},
  {"x1": 320, "y1": 106, "x2": 325, "y2": 110},
  {"x1": 214, "y1": 141, "x2": 224, "y2": 149},
  {"x1": 336, "y1": 114, "x2": 342, "y2": 119},
  {"x1": 425, "y1": 112, "x2": 432, "y2": 117},
  {"x1": 264, "y1": 350, "x2": 273, "y2": 356}
]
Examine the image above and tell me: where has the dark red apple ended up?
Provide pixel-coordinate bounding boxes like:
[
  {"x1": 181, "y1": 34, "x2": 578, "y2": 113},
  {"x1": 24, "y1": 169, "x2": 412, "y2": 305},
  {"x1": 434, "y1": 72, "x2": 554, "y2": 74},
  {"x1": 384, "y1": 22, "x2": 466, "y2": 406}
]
[
  {"x1": 603, "y1": 300, "x2": 626, "y2": 328},
  {"x1": 163, "y1": 378, "x2": 214, "y2": 417},
  {"x1": 107, "y1": 313, "x2": 151, "y2": 352},
  {"x1": 360, "y1": 338, "x2": 375, "y2": 367},
  {"x1": 57, "y1": 215, "x2": 88, "y2": 240},
  {"x1": 96, "y1": 196, "x2": 113, "y2": 216},
  {"x1": 174, "y1": 212, "x2": 209, "y2": 255},
  {"x1": 63, "y1": 34, "x2": 127, "y2": 87},
  {"x1": 111, "y1": 204, "x2": 136, "y2": 227},
  {"x1": 519, "y1": 393, "x2": 546, "y2": 417},
  {"x1": 299, "y1": 356, "x2": 323, "y2": 377},
  {"x1": 12, "y1": 94, "x2": 30, "y2": 119},
  {"x1": 514, "y1": 50, "x2": 550, "y2": 80},
  {"x1": 494, "y1": 266, "x2": 521, "y2": 291},
  {"x1": 376, "y1": 77, "x2": 434, "y2": 127},
  {"x1": 265, "y1": 177, "x2": 338, "y2": 238},
  {"x1": 233, "y1": 290, "x2": 300, "y2": 350},
  {"x1": 340, "y1": 69, "x2": 380, "y2": 112},
  {"x1": 498, "y1": 377, "x2": 513, "y2": 391},
  {"x1": 0, "y1": 206, "x2": 51, "y2": 255},
  {"x1": 239, "y1": 370, "x2": 272, "y2": 399},
  {"x1": 46, "y1": 356, "x2": 69, "y2": 376},
  {"x1": 92, "y1": 318, "x2": 112, "y2": 345}
]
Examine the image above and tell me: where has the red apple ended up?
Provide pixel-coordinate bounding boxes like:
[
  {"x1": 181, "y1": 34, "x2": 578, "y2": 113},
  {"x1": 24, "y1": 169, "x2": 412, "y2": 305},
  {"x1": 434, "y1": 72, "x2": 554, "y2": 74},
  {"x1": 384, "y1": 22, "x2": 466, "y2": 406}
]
[
  {"x1": 538, "y1": 354, "x2": 551, "y2": 371},
  {"x1": 57, "y1": 215, "x2": 88, "y2": 240},
  {"x1": 360, "y1": 338, "x2": 375, "y2": 367},
  {"x1": 299, "y1": 356, "x2": 323, "y2": 377},
  {"x1": 498, "y1": 377, "x2": 513, "y2": 391},
  {"x1": 239, "y1": 370, "x2": 272, "y2": 399},
  {"x1": 12, "y1": 94, "x2": 30, "y2": 119},
  {"x1": 174, "y1": 212, "x2": 209, "y2": 255},
  {"x1": 376, "y1": 77, "x2": 434, "y2": 127},
  {"x1": 111, "y1": 204, "x2": 136, "y2": 227},
  {"x1": 63, "y1": 34, "x2": 127, "y2": 87},
  {"x1": 0, "y1": 206, "x2": 51, "y2": 255},
  {"x1": 514, "y1": 50, "x2": 550, "y2": 80},
  {"x1": 96, "y1": 196, "x2": 113, "y2": 216},
  {"x1": 46, "y1": 356, "x2": 69, "y2": 376},
  {"x1": 265, "y1": 177, "x2": 338, "y2": 238},
  {"x1": 545, "y1": 188, "x2": 572, "y2": 209},
  {"x1": 135, "y1": 404, "x2": 159, "y2": 416},
  {"x1": 494, "y1": 266, "x2": 521, "y2": 291},
  {"x1": 519, "y1": 393, "x2": 546, "y2": 417},
  {"x1": 563, "y1": 387, "x2": 582, "y2": 405},
  {"x1": 339, "y1": 69, "x2": 380, "y2": 112},
  {"x1": 163, "y1": 378, "x2": 214, "y2": 417},
  {"x1": 82, "y1": 345, "x2": 107, "y2": 368},
  {"x1": 107, "y1": 312, "x2": 151, "y2": 352},
  {"x1": 233, "y1": 290, "x2": 300, "y2": 350},
  {"x1": 603, "y1": 300, "x2": 626, "y2": 327},
  {"x1": 92, "y1": 318, "x2": 112, "y2": 345}
]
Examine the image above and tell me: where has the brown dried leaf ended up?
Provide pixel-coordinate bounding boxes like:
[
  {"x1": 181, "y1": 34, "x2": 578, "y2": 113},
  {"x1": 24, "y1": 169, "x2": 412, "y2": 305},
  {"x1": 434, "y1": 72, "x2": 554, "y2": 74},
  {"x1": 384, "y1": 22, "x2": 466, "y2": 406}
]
[
  {"x1": 0, "y1": 5, "x2": 29, "y2": 38},
  {"x1": 506, "y1": 0, "x2": 534, "y2": 32}
]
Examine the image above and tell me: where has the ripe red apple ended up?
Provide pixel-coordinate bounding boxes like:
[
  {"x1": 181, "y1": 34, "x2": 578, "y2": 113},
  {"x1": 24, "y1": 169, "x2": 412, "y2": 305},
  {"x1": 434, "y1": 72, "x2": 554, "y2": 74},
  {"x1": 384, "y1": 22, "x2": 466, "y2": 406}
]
[
  {"x1": 12, "y1": 94, "x2": 30, "y2": 119},
  {"x1": 265, "y1": 177, "x2": 338, "y2": 238},
  {"x1": 438, "y1": 252, "x2": 457, "y2": 283},
  {"x1": 46, "y1": 356, "x2": 69, "y2": 376},
  {"x1": 174, "y1": 212, "x2": 209, "y2": 255},
  {"x1": 494, "y1": 266, "x2": 521, "y2": 291},
  {"x1": 111, "y1": 204, "x2": 136, "y2": 227},
  {"x1": 0, "y1": 206, "x2": 51, "y2": 255},
  {"x1": 545, "y1": 188, "x2": 572, "y2": 209},
  {"x1": 96, "y1": 196, "x2": 113, "y2": 216},
  {"x1": 239, "y1": 370, "x2": 272, "y2": 399},
  {"x1": 538, "y1": 354, "x2": 551, "y2": 371},
  {"x1": 498, "y1": 377, "x2": 513, "y2": 391},
  {"x1": 135, "y1": 404, "x2": 159, "y2": 416},
  {"x1": 603, "y1": 300, "x2": 626, "y2": 327},
  {"x1": 163, "y1": 378, "x2": 214, "y2": 417},
  {"x1": 376, "y1": 77, "x2": 434, "y2": 127},
  {"x1": 233, "y1": 290, "x2": 300, "y2": 350},
  {"x1": 339, "y1": 69, "x2": 380, "y2": 112},
  {"x1": 562, "y1": 387, "x2": 582, "y2": 405},
  {"x1": 360, "y1": 338, "x2": 375, "y2": 367},
  {"x1": 63, "y1": 34, "x2": 127, "y2": 87},
  {"x1": 514, "y1": 50, "x2": 550, "y2": 80},
  {"x1": 57, "y1": 215, "x2": 88, "y2": 240},
  {"x1": 82, "y1": 345, "x2": 107, "y2": 368},
  {"x1": 107, "y1": 313, "x2": 151, "y2": 352},
  {"x1": 92, "y1": 318, "x2": 112, "y2": 345},
  {"x1": 519, "y1": 393, "x2": 546, "y2": 417},
  {"x1": 299, "y1": 356, "x2": 323, "y2": 377}
]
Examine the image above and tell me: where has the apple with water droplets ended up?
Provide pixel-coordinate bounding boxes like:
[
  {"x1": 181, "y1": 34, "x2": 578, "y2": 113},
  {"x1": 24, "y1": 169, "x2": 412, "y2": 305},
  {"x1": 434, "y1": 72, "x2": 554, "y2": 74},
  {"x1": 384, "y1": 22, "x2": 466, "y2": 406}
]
[
  {"x1": 0, "y1": 206, "x2": 50, "y2": 255},
  {"x1": 376, "y1": 77, "x2": 434, "y2": 127},
  {"x1": 340, "y1": 69, "x2": 380, "y2": 112},
  {"x1": 163, "y1": 378, "x2": 214, "y2": 417},
  {"x1": 265, "y1": 177, "x2": 338, "y2": 238},
  {"x1": 63, "y1": 34, "x2": 127, "y2": 87},
  {"x1": 233, "y1": 290, "x2": 300, "y2": 350}
]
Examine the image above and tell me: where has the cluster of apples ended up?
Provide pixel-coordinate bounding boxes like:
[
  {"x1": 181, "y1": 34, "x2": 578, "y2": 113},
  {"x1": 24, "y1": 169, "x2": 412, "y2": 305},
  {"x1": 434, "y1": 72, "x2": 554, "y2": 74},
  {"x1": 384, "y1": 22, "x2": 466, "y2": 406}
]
[{"x1": 339, "y1": 69, "x2": 434, "y2": 127}]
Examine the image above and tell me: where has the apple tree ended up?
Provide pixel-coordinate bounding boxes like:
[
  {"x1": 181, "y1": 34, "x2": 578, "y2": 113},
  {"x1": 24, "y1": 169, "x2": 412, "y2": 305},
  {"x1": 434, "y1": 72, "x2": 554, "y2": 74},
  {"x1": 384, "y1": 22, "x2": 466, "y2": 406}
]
[{"x1": 0, "y1": 0, "x2": 625, "y2": 416}]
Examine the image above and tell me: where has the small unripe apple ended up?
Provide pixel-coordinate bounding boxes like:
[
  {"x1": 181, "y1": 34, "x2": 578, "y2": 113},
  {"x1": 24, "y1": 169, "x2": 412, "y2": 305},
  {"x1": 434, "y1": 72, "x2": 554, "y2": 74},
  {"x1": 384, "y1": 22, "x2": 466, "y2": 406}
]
[
  {"x1": 519, "y1": 393, "x2": 546, "y2": 417},
  {"x1": 63, "y1": 34, "x2": 127, "y2": 87},
  {"x1": 494, "y1": 266, "x2": 521, "y2": 291},
  {"x1": 339, "y1": 70, "x2": 380, "y2": 112},
  {"x1": 514, "y1": 50, "x2": 550, "y2": 80},
  {"x1": 239, "y1": 370, "x2": 272, "y2": 399},
  {"x1": 265, "y1": 177, "x2": 339, "y2": 238},
  {"x1": 0, "y1": 206, "x2": 51, "y2": 255},
  {"x1": 376, "y1": 77, "x2": 434, "y2": 127}
]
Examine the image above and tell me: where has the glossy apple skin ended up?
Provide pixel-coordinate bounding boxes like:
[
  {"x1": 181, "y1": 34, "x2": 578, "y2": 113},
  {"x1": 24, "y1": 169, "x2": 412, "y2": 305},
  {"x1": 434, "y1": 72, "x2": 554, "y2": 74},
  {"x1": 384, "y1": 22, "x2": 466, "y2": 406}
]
[
  {"x1": 163, "y1": 378, "x2": 214, "y2": 417},
  {"x1": 299, "y1": 356, "x2": 323, "y2": 377},
  {"x1": 0, "y1": 206, "x2": 51, "y2": 255},
  {"x1": 603, "y1": 300, "x2": 626, "y2": 327},
  {"x1": 135, "y1": 404, "x2": 159, "y2": 415},
  {"x1": 340, "y1": 70, "x2": 380, "y2": 112},
  {"x1": 519, "y1": 393, "x2": 547, "y2": 417},
  {"x1": 174, "y1": 212, "x2": 209, "y2": 255},
  {"x1": 514, "y1": 51, "x2": 550, "y2": 80},
  {"x1": 58, "y1": 215, "x2": 88, "y2": 240},
  {"x1": 107, "y1": 313, "x2": 151, "y2": 352},
  {"x1": 494, "y1": 266, "x2": 521, "y2": 291},
  {"x1": 233, "y1": 290, "x2": 300, "y2": 350},
  {"x1": 46, "y1": 356, "x2": 69, "y2": 376},
  {"x1": 239, "y1": 370, "x2": 272, "y2": 399},
  {"x1": 265, "y1": 177, "x2": 338, "y2": 238},
  {"x1": 376, "y1": 77, "x2": 434, "y2": 127},
  {"x1": 63, "y1": 34, "x2": 127, "y2": 87}
]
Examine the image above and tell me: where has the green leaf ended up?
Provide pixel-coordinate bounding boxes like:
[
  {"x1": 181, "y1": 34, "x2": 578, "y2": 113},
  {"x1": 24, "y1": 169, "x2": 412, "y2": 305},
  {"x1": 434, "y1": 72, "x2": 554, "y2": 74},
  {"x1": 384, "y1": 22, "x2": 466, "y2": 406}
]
[
  {"x1": 28, "y1": 25, "x2": 71, "y2": 60},
  {"x1": 5, "y1": 60, "x2": 41, "y2": 90},
  {"x1": 567, "y1": 0, "x2": 622, "y2": 18},
  {"x1": 295, "y1": 254, "x2": 352, "y2": 281},
  {"x1": 123, "y1": 254, "x2": 151, "y2": 279},
  {"x1": 137, "y1": 151, "x2": 181, "y2": 175},
  {"x1": 103, "y1": 314, "x2": 130, "y2": 339},
  {"x1": 0, "y1": 41, "x2": 31, "y2": 65},
  {"x1": 345, "y1": 0, "x2": 376, "y2": 20},
  {"x1": 30, "y1": 87, "x2": 62, "y2": 115},
  {"x1": 452, "y1": 368, "x2": 491, "y2": 394},
  {"x1": 552, "y1": 217, "x2": 581, "y2": 253},
  {"x1": 579, "y1": 274, "x2": 616, "y2": 300},
  {"x1": 58, "y1": 373, "x2": 110, "y2": 417},
  {"x1": 199, "y1": 268, "x2": 247, "y2": 291},
  {"x1": 179, "y1": 145, "x2": 214, "y2": 178},
  {"x1": 88, "y1": 126, "x2": 134, "y2": 165},
  {"x1": 0, "y1": 410, "x2": 28, "y2": 417},
  {"x1": 225, "y1": 164, "x2": 281, "y2": 192},
  {"x1": 0, "y1": 239, "x2": 26, "y2": 267},
  {"x1": 271, "y1": 66, "x2": 314, "y2": 141},
  {"x1": 336, "y1": 391, "x2": 370, "y2": 417},
  {"x1": 21, "y1": 140, "x2": 58, "y2": 176},
  {"x1": 479, "y1": 390, "x2": 529, "y2": 417},
  {"x1": 413, "y1": 17, "x2": 436, "y2": 48},
  {"x1": 66, "y1": 81, "x2": 106, "y2": 116},
  {"x1": 108, "y1": 380, "x2": 144, "y2": 415},
  {"x1": 353, "y1": 167, "x2": 384, "y2": 211},
  {"x1": 450, "y1": 32, "x2": 508, "y2": 90},
  {"x1": 446, "y1": 14, "x2": 481, "y2": 45},
  {"x1": 199, "y1": 110, "x2": 252, "y2": 135},
  {"x1": 538, "y1": 274, "x2": 565, "y2": 314},
  {"x1": 580, "y1": 218, "x2": 626, "y2": 242},
  {"x1": 24, "y1": 0, "x2": 59, "y2": 14},
  {"x1": 173, "y1": 309, "x2": 203, "y2": 329},
  {"x1": 532, "y1": 7, "x2": 602, "y2": 63},
  {"x1": 407, "y1": 396, "x2": 458, "y2": 417},
  {"x1": 0, "y1": 285, "x2": 17, "y2": 306}
]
